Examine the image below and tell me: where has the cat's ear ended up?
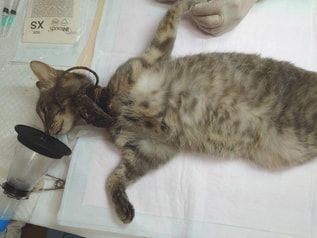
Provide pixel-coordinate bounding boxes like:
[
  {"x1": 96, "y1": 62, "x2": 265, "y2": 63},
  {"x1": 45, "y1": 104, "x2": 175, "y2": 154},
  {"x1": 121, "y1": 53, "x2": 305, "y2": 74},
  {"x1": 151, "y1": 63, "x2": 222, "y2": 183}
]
[{"x1": 30, "y1": 61, "x2": 58, "y2": 91}]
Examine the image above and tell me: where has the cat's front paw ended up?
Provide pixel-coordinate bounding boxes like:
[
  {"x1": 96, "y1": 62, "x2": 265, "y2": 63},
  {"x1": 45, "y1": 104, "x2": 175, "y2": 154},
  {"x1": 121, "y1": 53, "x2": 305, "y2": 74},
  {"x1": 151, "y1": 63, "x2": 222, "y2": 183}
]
[{"x1": 112, "y1": 187, "x2": 135, "y2": 223}]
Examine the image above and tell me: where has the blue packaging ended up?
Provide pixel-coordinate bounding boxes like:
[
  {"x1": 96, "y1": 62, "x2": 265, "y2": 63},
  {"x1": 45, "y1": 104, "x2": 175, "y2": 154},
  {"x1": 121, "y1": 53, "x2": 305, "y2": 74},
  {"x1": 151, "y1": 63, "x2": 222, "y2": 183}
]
[{"x1": 0, "y1": 220, "x2": 10, "y2": 233}]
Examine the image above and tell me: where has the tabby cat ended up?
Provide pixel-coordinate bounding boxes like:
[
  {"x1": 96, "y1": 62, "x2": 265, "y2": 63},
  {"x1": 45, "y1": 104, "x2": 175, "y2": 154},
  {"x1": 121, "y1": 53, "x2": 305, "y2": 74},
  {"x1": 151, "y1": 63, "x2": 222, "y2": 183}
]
[{"x1": 31, "y1": 0, "x2": 317, "y2": 223}]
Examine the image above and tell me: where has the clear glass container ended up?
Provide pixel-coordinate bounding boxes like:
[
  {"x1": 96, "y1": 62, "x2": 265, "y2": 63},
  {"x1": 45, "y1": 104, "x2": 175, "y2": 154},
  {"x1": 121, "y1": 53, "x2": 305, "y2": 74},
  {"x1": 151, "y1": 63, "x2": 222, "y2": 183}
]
[
  {"x1": 0, "y1": 124, "x2": 71, "y2": 231},
  {"x1": 3, "y1": 125, "x2": 71, "y2": 195},
  {"x1": 7, "y1": 143, "x2": 57, "y2": 192}
]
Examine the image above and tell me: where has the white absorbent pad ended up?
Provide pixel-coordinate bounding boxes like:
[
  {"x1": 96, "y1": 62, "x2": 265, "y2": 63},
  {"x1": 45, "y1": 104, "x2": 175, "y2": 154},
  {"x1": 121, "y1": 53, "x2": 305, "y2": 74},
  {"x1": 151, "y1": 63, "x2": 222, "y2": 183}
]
[{"x1": 59, "y1": 0, "x2": 317, "y2": 237}]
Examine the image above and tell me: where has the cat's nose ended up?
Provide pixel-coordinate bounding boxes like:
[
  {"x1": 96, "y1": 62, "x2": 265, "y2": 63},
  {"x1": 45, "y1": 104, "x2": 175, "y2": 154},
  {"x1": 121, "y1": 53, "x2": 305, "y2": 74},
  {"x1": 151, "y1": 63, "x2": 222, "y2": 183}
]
[
  {"x1": 47, "y1": 125, "x2": 58, "y2": 135},
  {"x1": 44, "y1": 127, "x2": 50, "y2": 135},
  {"x1": 47, "y1": 129, "x2": 54, "y2": 135}
]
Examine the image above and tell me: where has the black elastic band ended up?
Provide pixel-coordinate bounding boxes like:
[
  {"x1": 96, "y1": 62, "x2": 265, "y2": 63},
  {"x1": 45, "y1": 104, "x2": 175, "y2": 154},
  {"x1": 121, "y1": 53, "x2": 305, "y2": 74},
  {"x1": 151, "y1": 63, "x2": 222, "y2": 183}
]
[
  {"x1": 2, "y1": 182, "x2": 30, "y2": 200},
  {"x1": 60, "y1": 66, "x2": 99, "y2": 87}
]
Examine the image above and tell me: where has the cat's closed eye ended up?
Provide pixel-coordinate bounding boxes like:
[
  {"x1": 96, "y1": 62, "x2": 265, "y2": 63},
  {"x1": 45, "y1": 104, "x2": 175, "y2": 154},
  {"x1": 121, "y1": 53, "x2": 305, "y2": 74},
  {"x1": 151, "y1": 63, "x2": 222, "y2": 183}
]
[
  {"x1": 56, "y1": 109, "x2": 61, "y2": 114},
  {"x1": 42, "y1": 106, "x2": 48, "y2": 114}
]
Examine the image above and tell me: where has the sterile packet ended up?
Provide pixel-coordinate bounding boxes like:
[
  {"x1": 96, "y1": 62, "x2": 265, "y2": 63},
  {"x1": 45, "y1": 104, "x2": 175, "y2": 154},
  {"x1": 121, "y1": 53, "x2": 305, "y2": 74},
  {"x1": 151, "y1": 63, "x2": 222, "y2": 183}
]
[
  {"x1": 12, "y1": 0, "x2": 98, "y2": 67},
  {"x1": 22, "y1": 0, "x2": 80, "y2": 44}
]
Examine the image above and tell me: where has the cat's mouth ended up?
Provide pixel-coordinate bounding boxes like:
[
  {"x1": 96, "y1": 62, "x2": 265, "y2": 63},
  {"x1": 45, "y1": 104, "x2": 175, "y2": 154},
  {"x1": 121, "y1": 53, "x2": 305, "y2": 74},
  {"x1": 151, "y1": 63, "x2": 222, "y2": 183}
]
[
  {"x1": 46, "y1": 121, "x2": 64, "y2": 135},
  {"x1": 55, "y1": 121, "x2": 64, "y2": 135}
]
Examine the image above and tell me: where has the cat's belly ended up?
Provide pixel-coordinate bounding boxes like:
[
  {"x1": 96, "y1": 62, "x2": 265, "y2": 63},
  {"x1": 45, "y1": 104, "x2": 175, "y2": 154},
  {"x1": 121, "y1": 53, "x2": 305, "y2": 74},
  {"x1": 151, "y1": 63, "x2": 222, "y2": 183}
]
[
  {"x1": 174, "y1": 116, "x2": 314, "y2": 169},
  {"x1": 126, "y1": 58, "x2": 317, "y2": 169},
  {"x1": 165, "y1": 94, "x2": 317, "y2": 169}
]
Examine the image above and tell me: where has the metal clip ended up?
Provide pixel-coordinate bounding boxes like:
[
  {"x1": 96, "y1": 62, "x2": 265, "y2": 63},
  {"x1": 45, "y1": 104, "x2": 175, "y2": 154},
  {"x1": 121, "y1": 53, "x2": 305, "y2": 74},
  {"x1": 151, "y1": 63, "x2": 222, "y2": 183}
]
[{"x1": 33, "y1": 174, "x2": 65, "y2": 193}]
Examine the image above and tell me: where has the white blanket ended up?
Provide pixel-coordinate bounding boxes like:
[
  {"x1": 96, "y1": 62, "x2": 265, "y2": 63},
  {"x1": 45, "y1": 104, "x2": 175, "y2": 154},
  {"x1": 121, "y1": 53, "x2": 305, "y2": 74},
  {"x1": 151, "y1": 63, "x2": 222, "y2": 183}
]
[{"x1": 59, "y1": 0, "x2": 317, "y2": 237}]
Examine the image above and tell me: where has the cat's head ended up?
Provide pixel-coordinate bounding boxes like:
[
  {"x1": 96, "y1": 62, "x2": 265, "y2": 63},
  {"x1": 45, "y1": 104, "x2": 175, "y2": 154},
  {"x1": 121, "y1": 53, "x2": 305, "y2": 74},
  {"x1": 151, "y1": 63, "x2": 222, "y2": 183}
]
[{"x1": 31, "y1": 61, "x2": 92, "y2": 135}]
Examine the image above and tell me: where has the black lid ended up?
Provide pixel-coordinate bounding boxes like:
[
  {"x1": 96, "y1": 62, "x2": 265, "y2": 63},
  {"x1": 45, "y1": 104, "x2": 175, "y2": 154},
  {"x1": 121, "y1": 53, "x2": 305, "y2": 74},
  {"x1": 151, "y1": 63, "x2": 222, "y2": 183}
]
[{"x1": 15, "y1": 125, "x2": 72, "y2": 159}]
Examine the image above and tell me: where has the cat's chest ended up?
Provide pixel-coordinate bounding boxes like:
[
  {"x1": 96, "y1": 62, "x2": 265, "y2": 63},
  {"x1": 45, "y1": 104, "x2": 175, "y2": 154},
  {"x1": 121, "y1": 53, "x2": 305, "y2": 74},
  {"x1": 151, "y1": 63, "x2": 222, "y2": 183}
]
[
  {"x1": 132, "y1": 70, "x2": 167, "y2": 96},
  {"x1": 127, "y1": 70, "x2": 168, "y2": 117}
]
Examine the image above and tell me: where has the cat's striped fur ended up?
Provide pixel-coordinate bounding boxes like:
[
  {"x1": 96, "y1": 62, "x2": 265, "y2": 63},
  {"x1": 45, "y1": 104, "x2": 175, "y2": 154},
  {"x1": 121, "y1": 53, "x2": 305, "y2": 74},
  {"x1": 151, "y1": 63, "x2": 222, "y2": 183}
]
[{"x1": 32, "y1": 0, "x2": 317, "y2": 223}]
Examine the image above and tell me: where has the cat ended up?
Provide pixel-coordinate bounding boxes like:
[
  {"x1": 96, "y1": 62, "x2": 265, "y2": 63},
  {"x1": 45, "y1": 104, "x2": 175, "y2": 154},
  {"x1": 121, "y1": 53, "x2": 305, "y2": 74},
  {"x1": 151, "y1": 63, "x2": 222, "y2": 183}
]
[{"x1": 31, "y1": 0, "x2": 317, "y2": 223}]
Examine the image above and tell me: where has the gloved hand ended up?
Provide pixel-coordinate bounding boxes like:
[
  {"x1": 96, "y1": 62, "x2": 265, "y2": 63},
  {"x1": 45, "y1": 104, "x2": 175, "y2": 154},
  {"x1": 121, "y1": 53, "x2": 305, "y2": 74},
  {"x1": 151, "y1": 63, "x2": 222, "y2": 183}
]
[
  {"x1": 156, "y1": 0, "x2": 257, "y2": 36},
  {"x1": 190, "y1": 0, "x2": 257, "y2": 35}
]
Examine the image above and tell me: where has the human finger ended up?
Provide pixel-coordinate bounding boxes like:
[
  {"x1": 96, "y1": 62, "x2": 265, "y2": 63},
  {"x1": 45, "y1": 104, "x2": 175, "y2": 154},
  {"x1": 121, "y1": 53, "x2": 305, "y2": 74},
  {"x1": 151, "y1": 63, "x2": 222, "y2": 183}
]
[
  {"x1": 192, "y1": 15, "x2": 222, "y2": 28},
  {"x1": 191, "y1": 1, "x2": 220, "y2": 16},
  {"x1": 195, "y1": 23, "x2": 223, "y2": 36},
  {"x1": 156, "y1": 0, "x2": 177, "y2": 2}
]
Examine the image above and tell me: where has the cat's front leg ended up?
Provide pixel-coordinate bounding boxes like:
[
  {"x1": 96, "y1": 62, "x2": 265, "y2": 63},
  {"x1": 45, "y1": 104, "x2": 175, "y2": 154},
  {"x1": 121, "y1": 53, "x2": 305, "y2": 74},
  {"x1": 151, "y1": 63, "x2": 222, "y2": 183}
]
[
  {"x1": 107, "y1": 134, "x2": 175, "y2": 223},
  {"x1": 72, "y1": 92, "x2": 113, "y2": 127},
  {"x1": 140, "y1": 1, "x2": 193, "y2": 66}
]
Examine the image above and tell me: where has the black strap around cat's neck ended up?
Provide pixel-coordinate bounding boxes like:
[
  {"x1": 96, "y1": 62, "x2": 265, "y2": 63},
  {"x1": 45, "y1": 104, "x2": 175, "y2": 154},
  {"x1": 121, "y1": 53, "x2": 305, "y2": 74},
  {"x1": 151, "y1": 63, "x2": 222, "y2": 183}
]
[
  {"x1": 58, "y1": 66, "x2": 101, "y2": 100},
  {"x1": 60, "y1": 66, "x2": 100, "y2": 87}
]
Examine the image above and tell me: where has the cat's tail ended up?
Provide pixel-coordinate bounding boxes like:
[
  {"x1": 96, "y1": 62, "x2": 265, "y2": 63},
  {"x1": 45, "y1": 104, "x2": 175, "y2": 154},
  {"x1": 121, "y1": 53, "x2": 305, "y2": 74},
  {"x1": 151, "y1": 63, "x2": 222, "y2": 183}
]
[{"x1": 141, "y1": 0, "x2": 196, "y2": 66}]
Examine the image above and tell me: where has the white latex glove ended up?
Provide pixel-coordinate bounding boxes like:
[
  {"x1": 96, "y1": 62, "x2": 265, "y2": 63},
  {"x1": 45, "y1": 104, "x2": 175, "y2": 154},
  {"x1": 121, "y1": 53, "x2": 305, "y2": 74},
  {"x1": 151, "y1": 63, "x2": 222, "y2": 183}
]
[{"x1": 190, "y1": 0, "x2": 257, "y2": 36}]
